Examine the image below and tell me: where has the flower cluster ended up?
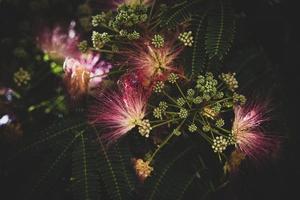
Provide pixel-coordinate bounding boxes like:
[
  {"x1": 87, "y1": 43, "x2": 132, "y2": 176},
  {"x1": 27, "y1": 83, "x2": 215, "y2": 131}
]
[
  {"x1": 37, "y1": 0, "x2": 280, "y2": 182},
  {"x1": 63, "y1": 52, "x2": 112, "y2": 98},
  {"x1": 133, "y1": 158, "x2": 153, "y2": 181},
  {"x1": 149, "y1": 71, "x2": 249, "y2": 156},
  {"x1": 89, "y1": 85, "x2": 151, "y2": 143},
  {"x1": 37, "y1": 21, "x2": 79, "y2": 60}
]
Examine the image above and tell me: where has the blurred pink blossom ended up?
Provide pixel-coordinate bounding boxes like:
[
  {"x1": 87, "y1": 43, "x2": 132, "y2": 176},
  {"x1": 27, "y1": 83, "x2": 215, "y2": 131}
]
[
  {"x1": 63, "y1": 52, "x2": 112, "y2": 98},
  {"x1": 37, "y1": 21, "x2": 79, "y2": 60}
]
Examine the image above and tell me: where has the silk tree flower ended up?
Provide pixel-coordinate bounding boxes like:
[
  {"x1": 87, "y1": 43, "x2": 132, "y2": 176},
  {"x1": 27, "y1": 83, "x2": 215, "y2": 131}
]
[
  {"x1": 63, "y1": 52, "x2": 112, "y2": 98},
  {"x1": 126, "y1": 39, "x2": 183, "y2": 88},
  {"x1": 133, "y1": 158, "x2": 153, "y2": 182},
  {"x1": 89, "y1": 85, "x2": 151, "y2": 143},
  {"x1": 37, "y1": 21, "x2": 79, "y2": 60},
  {"x1": 232, "y1": 102, "x2": 278, "y2": 160}
]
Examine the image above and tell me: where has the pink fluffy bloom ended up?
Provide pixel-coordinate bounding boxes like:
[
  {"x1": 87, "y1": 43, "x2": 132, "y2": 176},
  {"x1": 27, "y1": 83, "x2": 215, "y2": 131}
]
[
  {"x1": 37, "y1": 21, "x2": 79, "y2": 60},
  {"x1": 232, "y1": 102, "x2": 278, "y2": 160},
  {"x1": 126, "y1": 39, "x2": 183, "y2": 88},
  {"x1": 63, "y1": 52, "x2": 112, "y2": 98},
  {"x1": 90, "y1": 86, "x2": 148, "y2": 143}
]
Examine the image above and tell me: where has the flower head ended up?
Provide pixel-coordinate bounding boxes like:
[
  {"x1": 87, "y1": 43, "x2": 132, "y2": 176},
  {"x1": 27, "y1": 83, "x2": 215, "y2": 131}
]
[
  {"x1": 90, "y1": 85, "x2": 149, "y2": 143},
  {"x1": 133, "y1": 158, "x2": 153, "y2": 182},
  {"x1": 37, "y1": 21, "x2": 79, "y2": 60},
  {"x1": 126, "y1": 38, "x2": 183, "y2": 87},
  {"x1": 232, "y1": 102, "x2": 278, "y2": 160},
  {"x1": 63, "y1": 52, "x2": 112, "y2": 98}
]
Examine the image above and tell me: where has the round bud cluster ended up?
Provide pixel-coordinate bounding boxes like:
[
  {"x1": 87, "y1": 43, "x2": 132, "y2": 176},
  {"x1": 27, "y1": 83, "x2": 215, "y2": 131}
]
[
  {"x1": 92, "y1": 31, "x2": 111, "y2": 49},
  {"x1": 92, "y1": 13, "x2": 106, "y2": 27},
  {"x1": 14, "y1": 68, "x2": 31, "y2": 86},
  {"x1": 187, "y1": 89, "x2": 195, "y2": 97},
  {"x1": 193, "y1": 96, "x2": 203, "y2": 104},
  {"x1": 233, "y1": 93, "x2": 246, "y2": 105},
  {"x1": 127, "y1": 30, "x2": 140, "y2": 40},
  {"x1": 178, "y1": 31, "x2": 194, "y2": 47},
  {"x1": 153, "y1": 81, "x2": 165, "y2": 93},
  {"x1": 78, "y1": 40, "x2": 88, "y2": 53},
  {"x1": 215, "y1": 119, "x2": 225, "y2": 128},
  {"x1": 220, "y1": 72, "x2": 238, "y2": 91},
  {"x1": 138, "y1": 119, "x2": 152, "y2": 137},
  {"x1": 172, "y1": 129, "x2": 182, "y2": 136},
  {"x1": 212, "y1": 136, "x2": 228, "y2": 153},
  {"x1": 151, "y1": 34, "x2": 164, "y2": 48},
  {"x1": 178, "y1": 108, "x2": 188, "y2": 119},
  {"x1": 176, "y1": 97, "x2": 186, "y2": 107},
  {"x1": 153, "y1": 107, "x2": 163, "y2": 119},
  {"x1": 168, "y1": 73, "x2": 179, "y2": 84},
  {"x1": 188, "y1": 124, "x2": 197, "y2": 133},
  {"x1": 202, "y1": 124, "x2": 211, "y2": 132},
  {"x1": 227, "y1": 134, "x2": 237, "y2": 145},
  {"x1": 159, "y1": 101, "x2": 168, "y2": 111}
]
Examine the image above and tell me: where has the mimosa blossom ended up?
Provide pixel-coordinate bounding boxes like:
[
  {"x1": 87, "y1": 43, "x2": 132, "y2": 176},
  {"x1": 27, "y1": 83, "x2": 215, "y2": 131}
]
[
  {"x1": 126, "y1": 39, "x2": 183, "y2": 87},
  {"x1": 37, "y1": 21, "x2": 79, "y2": 60},
  {"x1": 63, "y1": 52, "x2": 112, "y2": 98},
  {"x1": 90, "y1": 86, "x2": 151, "y2": 143},
  {"x1": 232, "y1": 102, "x2": 278, "y2": 160}
]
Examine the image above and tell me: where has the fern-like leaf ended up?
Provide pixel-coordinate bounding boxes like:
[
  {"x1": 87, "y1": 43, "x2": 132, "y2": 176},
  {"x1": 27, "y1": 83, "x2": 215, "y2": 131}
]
[
  {"x1": 96, "y1": 128, "x2": 137, "y2": 200},
  {"x1": 191, "y1": 12, "x2": 209, "y2": 74},
  {"x1": 205, "y1": 0, "x2": 235, "y2": 61},
  {"x1": 72, "y1": 129, "x2": 101, "y2": 200},
  {"x1": 11, "y1": 118, "x2": 86, "y2": 159},
  {"x1": 145, "y1": 146, "x2": 192, "y2": 200},
  {"x1": 24, "y1": 132, "x2": 78, "y2": 199},
  {"x1": 159, "y1": 0, "x2": 204, "y2": 28}
]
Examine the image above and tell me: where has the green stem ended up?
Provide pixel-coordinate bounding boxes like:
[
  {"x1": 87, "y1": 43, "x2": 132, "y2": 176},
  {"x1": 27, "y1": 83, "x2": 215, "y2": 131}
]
[
  {"x1": 152, "y1": 118, "x2": 180, "y2": 128},
  {"x1": 148, "y1": 0, "x2": 157, "y2": 25},
  {"x1": 175, "y1": 82, "x2": 191, "y2": 108},
  {"x1": 148, "y1": 130, "x2": 175, "y2": 163},
  {"x1": 214, "y1": 126, "x2": 232, "y2": 134},
  {"x1": 163, "y1": 90, "x2": 178, "y2": 105},
  {"x1": 99, "y1": 23, "x2": 118, "y2": 33},
  {"x1": 90, "y1": 48, "x2": 115, "y2": 54},
  {"x1": 207, "y1": 97, "x2": 232, "y2": 107},
  {"x1": 149, "y1": 119, "x2": 185, "y2": 163}
]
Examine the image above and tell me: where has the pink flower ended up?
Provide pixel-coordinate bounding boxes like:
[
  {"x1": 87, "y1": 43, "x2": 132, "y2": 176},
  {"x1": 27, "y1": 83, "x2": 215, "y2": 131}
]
[
  {"x1": 126, "y1": 39, "x2": 183, "y2": 88},
  {"x1": 232, "y1": 102, "x2": 279, "y2": 161},
  {"x1": 63, "y1": 52, "x2": 112, "y2": 98},
  {"x1": 37, "y1": 21, "x2": 79, "y2": 60},
  {"x1": 89, "y1": 86, "x2": 149, "y2": 143}
]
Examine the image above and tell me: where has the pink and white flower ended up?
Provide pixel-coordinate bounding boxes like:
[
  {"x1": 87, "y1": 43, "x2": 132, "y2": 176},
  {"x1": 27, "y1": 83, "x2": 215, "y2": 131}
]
[
  {"x1": 89, "y1": 86, "x2": 148, "y2": 143},
  {"x1": 63, "y1": 52, "x2": 112, "y2": 98},
  {"x1": 232, "y1": 102, "x2": 278, "y2": 160},
  {"x1": 126, "y1": 39, "x2": 183, "y2": 88},
  {"x1": 37, "y1": 21, "x2": 79, "y2": 60}
]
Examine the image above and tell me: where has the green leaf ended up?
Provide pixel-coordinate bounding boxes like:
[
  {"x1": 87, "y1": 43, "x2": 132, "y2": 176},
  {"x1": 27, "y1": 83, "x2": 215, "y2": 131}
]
[
  {"x1": 72, "y1": 130, "x2": 101, "y2": 200},
  {"x1": 96, "y1": 127, "x2": 137, "y2": 200},
  {"x1": 10, "y1": 117, "x2": 86, "y2": 161},
  {"x1": 159, "y1": 0, "x2": 205, "y2": 28},
  {"x1": 145, "y1": 147, "x2": 192, "y2": 200},
  {"x1": 205, "y1": 0, "x2": 235, "y2": 61},
  {"x1": 25, "y1": 132, "x2": 78, "y2": 199},
  {"x1": 191, "y1": 12, "x2": 209, "y2": 74}
]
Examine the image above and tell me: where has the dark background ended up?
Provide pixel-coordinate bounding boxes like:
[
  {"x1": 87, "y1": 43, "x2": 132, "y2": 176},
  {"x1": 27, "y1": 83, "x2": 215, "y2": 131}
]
[{"x1": 0, "y1": 0, "x2": 299, "y2": 199}]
